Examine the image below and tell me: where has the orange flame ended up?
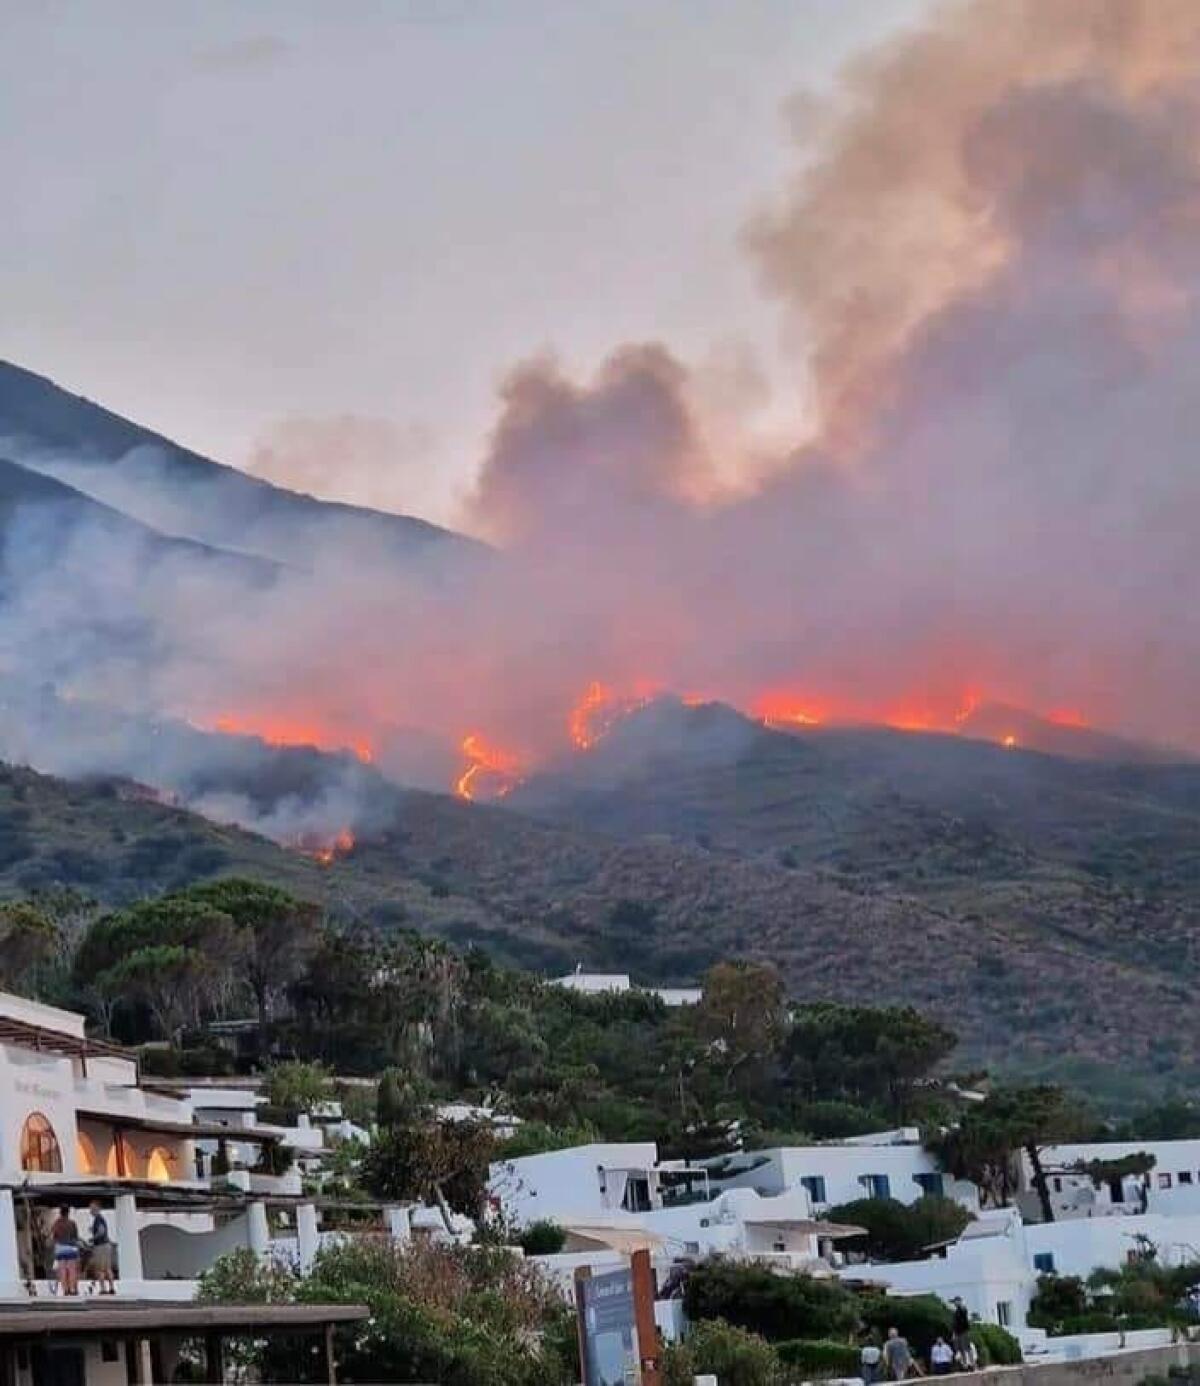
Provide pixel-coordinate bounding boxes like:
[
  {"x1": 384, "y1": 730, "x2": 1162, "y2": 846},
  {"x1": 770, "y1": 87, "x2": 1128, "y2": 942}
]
[
  {"x1": 568, "y1": 680, "x2": 657, "y2": 750},
  {"x1": 752, "y1": 690, "x2": 825, "y2": 729},
  {"x1": 294, "y1": 827, "x2": 356, "y2": 865},
  {"x1": 209, "y1": 712, "x2": 373, "y2": 764},
  {"x1": 455, "y1": 733, "x2": 523, "y2": 801}
]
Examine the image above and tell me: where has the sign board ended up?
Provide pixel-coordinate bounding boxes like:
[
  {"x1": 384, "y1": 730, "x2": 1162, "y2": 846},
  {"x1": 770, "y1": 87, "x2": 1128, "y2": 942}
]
[
  {"x1": 578, "y1": 1266, "x2": 638, "y2": 1385},
  {"x1": 575, "y1": 1251, "x2": 661, "y2": 1386}
]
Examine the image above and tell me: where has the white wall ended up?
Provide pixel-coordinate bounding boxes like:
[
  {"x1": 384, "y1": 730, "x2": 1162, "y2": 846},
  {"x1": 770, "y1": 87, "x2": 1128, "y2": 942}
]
[
  {"x1": 1029, "y1": 1141, "x2": 1200, "y2": 1221},
  {"x1": 709, "y1": 1142, "x2": 978, "y2": 1212},
  {"x1": 490, "y1": 1143, "x2": 659, "y2": 1225}
]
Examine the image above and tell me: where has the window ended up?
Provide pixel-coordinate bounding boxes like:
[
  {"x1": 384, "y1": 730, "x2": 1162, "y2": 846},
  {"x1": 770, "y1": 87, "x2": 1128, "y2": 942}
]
[
  {"x1": 20, "y1": 1113, "x2": 62, "y2": 1173},
  {"x1": 860, "y1": 1174, "x2": 891, "y2": 1200},
  {"x1": 914, "y1": 1173, "x2": 944, "y2": 1197},
  {"x1": 997, "y1": 1301, "x2": 1012, "y2": 1328},
  {"x1": 1159, "y1": 1173, "x2": 1174, "y2": 1190},
  {"x1": 1180, "y1": 1171, "x2": 1194, "y2": 1186},
  {"x1": 800, "y1": 1176, "x2": 827, "y2": 1205},
  {"x1": 1033, "y1": 1253, "x2": 1056, "y2": 1274}
]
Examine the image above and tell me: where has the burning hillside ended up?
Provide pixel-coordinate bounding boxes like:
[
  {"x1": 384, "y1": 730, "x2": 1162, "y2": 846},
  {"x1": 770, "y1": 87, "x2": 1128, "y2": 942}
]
[{"x1": 3, "y1": 0, "x2": 1200, "y2": 837}]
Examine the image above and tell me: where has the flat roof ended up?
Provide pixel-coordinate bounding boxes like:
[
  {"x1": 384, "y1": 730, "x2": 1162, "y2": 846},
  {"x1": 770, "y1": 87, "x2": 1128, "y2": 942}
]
[
  {"x1": 76, "y1": 1108, "x2": 281, "y2": 1143},
  {"x1": 0, "y1": 1301, "x2": 368, "y2": 1339}
]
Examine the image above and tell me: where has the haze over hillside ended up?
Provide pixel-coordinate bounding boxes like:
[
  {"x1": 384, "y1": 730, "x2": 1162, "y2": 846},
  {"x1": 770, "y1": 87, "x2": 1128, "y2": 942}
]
[{"x1": 0, "y1": 360, "x2": 480, "y2": 570}]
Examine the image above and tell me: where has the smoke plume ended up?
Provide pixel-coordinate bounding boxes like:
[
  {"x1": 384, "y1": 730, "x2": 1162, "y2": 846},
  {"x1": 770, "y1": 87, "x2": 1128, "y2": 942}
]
[{"x1": 5, "y1": 0, "x2": 1200, "y2": 837}]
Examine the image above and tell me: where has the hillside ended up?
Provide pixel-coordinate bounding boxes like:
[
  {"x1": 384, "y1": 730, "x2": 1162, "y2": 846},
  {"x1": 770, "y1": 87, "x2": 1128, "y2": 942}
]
[
  {"x1": 4, "y1": 741, "x2": 1199, "y2": 1105},
  {"x1": 0, "y1": 455, "x2": 276, "y2": 583},
  {"x1": 0, "y1": 359, "x2": 484, "y2": 573}
]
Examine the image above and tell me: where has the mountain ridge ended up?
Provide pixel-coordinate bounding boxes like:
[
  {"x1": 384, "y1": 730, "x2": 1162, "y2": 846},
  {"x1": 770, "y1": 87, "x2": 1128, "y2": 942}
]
[{"x1": 0, "y1": 359, "x2": 485, "y2": 570}]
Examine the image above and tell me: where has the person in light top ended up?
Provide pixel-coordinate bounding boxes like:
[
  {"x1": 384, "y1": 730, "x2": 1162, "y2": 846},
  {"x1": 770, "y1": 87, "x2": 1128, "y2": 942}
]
[{"x1": 930, "y1": 1337, "x2": 955, "y2": 1376}]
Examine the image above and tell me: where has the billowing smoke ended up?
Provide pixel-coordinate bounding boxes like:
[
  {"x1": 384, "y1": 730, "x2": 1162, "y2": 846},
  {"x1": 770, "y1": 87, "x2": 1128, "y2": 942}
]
[{"x1": 5, "y1": 0, "x2": 1200, "y2": 839}]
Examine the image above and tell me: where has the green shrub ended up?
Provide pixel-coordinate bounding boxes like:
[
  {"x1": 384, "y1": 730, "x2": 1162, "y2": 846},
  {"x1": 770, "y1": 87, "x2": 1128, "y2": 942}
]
[
  {"x1": 972, "y1": 1323, "x2": 1022, "y2": 1365},
  {"x1": 1029, "y1": 1273, "x2": 1089, "y2": 1330},
  {"x1": 517, "y1": 1220, "x2": 566, "y2": 1256},
  {"x1": 663, "y1": 1319, "x2": 781, "y2": 1386},
  {"x1": 683, "y1": 1258, "x2": 860, "y2": 1342},
  {"x1": 775, "y1": 1338, "x2": 860, "y2": 1378}
]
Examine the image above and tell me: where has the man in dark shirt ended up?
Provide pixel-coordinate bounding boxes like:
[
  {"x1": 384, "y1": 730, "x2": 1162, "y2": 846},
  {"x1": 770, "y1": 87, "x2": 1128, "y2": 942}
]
[{"x1": 87, "y1": 1200, "x2": 115, "y2": 1295}]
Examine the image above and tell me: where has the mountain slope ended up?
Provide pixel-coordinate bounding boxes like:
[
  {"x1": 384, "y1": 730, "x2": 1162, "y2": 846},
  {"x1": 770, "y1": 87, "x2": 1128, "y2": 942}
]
[
  {"x1": 0, "y1": 360, "x2": 484, "y2": 572},
  {"x1": 1, "y1": 749, "x2": 1197, "y2": 1102},
  {"x1": 0, "y1": 455, "x2": 277, "y2": 582}
]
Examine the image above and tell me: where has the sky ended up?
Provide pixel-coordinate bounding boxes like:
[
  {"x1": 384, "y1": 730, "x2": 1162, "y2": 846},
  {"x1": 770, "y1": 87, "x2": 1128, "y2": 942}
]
[{"x1": 1, "y1": 0, "x2": 929, "y2": 527}]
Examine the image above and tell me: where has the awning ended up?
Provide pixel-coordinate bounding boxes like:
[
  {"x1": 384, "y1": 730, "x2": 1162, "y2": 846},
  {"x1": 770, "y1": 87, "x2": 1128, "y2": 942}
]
[
  {"x1": 559, "y1": 1219, "x2": 665, "y2": 1254},
  {"x1": 0, "y1": 1301, "x2": 367, "y2": 1339},
  {"x1": 744, "y1": 1217, "x2": 867, "y2": 1238}
]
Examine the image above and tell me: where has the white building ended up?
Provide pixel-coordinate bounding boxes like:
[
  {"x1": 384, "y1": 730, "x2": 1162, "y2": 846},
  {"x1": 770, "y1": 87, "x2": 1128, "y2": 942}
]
[
  {"x1": 1017, "y1": 1140, "x2": 1200, "y2": 1221},
  {"x1": 704, "y1": 1130, "x2": 980, "y2": 1213},
  {"x1": 552, "y1": 972, "x2": 703, "y2": 1007}
]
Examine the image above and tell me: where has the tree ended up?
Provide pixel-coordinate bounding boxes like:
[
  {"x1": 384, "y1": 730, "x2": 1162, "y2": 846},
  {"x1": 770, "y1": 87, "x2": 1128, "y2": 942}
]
[
  {"x1": 75, "y1": 896, "x2": 244, "y2": 1040},
  {"x1": 787, "y1": 1004, "x2": 956, "y2": 1121},
  {"x1": 696, "y1": 960, "x2": 788, "y2": 1095},
  {"x1": 682, "y1": 1259, "x2": 860, "y2": 1342},
  {"x1": 98, "y1": 944, "x2": 214, "y2": 1043},
  {"x1": 180, "y1": 880, "x2": 320, "y2": 1036},
  {"x1": 376, "y1": 1068, "x2": 432, "y2": 1129},
  {"x1": 825, "y1": 1196, "x2": 971, "y2": 1263},
  {"x1": 266, "y1": 1060, "x2": 333, "y2": 1119},
  {"x1": 0, "y1": 902, "x2": 60, "y2": 992},
  {"x1": 360, "y1": 1121, "x2": 497, "y2": 1230},
  {"x1": 931, "y1": 1085, "x2": 1089, "y2": 1221}
]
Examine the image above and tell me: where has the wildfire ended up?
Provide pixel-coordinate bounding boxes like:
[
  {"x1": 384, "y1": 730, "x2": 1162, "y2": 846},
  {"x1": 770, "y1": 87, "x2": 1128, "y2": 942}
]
[
  {"x1": 752, "y1": 690, "x2": 825, "y2": 730},
  {"x1": 294, "y1": 827, "x2": 356, "y2": 865},
  {"x1": 567, "y1": 680, "x2": 657, "y2": 751},
  {"x1": 455, "y1": 733, "x2": 523, "y2": 801},
  {"x1": 209, "y1": 711, "x2": 373, "y2": 764}
]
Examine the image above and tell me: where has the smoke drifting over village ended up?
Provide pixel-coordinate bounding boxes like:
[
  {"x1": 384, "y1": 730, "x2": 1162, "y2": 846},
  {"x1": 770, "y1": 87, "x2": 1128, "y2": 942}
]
[{"x1": 4, "y1": 0, "x2": 1200, "y2": 835}]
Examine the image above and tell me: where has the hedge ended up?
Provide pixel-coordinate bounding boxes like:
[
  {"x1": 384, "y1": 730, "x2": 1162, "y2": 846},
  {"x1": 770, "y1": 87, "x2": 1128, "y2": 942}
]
[
  {"x1": 775, "y1": 1339, "x2": 861, "y2": 1378},
  {"x1": 972, "y1": 1323, "x2": 1022, "y2": 1365}
]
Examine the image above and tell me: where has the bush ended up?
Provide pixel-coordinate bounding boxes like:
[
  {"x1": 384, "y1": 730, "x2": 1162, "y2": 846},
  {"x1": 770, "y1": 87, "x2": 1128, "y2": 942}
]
[
  {"x1": 775, "y1": 1338, "x2": 860, "y2": 1378},
  {"x1": 972, "y1": 1323, "x2": 1022, "y2": 1366},
  {"x1": 663, "y1": 1319, "x2": 781, "y2": 1386},
  {"x1": 201, "y1": 1238, "x2": 577, "y2": 1385},
  {"x1": 517, "y1": 1220, "x2": 566, "y2": 1256},
  {"x1": 1029, "y1": 1273, "x2": 1089, "y2": 1330},
  {"x1": 683, "y1": 1259, "x2": 860, "y2": 1342}
]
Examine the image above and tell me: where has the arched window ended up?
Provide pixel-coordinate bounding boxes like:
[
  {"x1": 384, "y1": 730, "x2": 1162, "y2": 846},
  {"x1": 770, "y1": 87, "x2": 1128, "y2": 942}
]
[
  {"x1": 20, "y1": 1114, "x2": 62, "y2": 1173},
  {"x1": 146, "y1": 1147, "x2": 174, "y2": 1183}
]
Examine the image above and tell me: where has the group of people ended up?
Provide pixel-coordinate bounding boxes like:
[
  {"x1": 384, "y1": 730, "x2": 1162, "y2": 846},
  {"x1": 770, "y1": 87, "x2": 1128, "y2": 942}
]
[
  {"x1": 47, "y1": 1201, "x2": 116, "y2": 1295},
  {"x1": 859, "y1": 1301, "x2": 978, "y2": 1381}
]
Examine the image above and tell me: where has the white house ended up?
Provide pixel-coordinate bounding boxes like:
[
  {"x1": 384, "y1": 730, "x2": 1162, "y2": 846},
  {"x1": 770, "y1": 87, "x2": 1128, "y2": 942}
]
[
  {"x1": 490, "y1": 1142, "x2": 666, "y2": 1226},
  {"x1": 552, "y1": 972, "x2": 703, "y2": 1007},
  {"x1": 704, "y1": 1130, "x2": 980, "y2": 1213},
  {"x1": 1017, "y1": 1140, "x2": 1200, "y2": 1221}
]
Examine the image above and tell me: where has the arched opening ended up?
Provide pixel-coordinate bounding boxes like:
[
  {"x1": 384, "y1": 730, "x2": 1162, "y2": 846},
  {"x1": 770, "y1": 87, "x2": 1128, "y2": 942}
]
[
  {"x1": 75, "y1": 1128, "x2": 100, "y2": 1175},
  {"x1": 146, "y1": 1146, "x2": 174, "y2": 1183},
  {"x1": 20, "y1": 1113, "x2": 63, "y2": 1173}
]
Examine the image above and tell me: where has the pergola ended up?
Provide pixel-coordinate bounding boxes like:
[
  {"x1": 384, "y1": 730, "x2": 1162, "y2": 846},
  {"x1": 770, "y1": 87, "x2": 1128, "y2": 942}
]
[{"x1": 0, "y1": 1300, "x2": 368, "y2": 1384}]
